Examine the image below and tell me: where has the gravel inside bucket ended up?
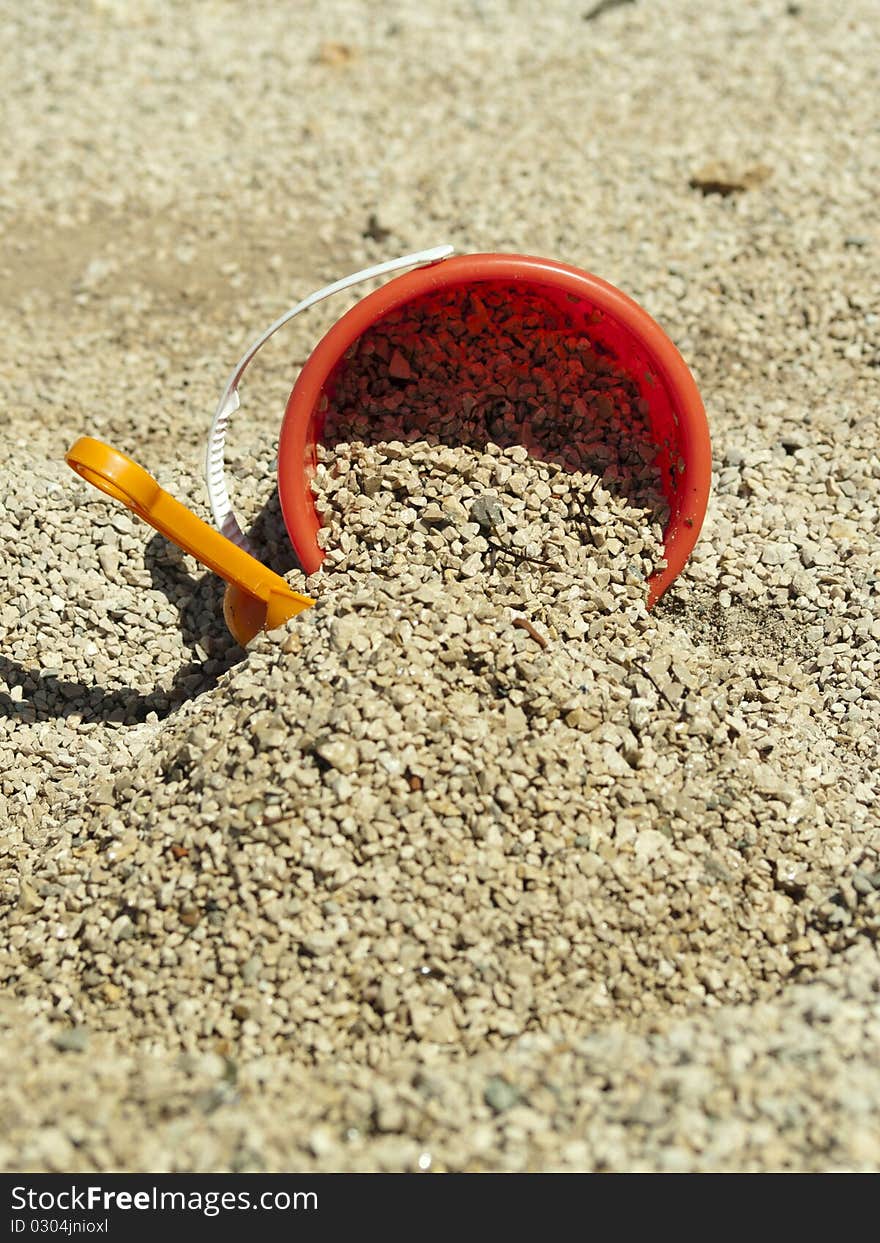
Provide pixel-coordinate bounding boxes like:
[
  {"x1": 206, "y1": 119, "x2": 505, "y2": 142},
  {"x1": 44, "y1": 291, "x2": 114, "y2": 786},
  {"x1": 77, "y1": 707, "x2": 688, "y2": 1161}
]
[{"x1": 320, "y1": 280, "x2": 670, "y2": 523}]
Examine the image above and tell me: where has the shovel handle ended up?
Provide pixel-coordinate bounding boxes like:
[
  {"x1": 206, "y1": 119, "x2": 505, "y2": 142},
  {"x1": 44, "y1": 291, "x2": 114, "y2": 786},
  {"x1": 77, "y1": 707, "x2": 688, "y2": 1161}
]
[{"x1": 66, "y1": 437, "x2": 314, "y2": 642}]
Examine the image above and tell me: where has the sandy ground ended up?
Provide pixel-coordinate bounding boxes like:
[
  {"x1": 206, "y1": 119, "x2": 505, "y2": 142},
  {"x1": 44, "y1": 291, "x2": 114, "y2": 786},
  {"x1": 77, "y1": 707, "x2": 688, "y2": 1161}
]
[{"x1": 1, "y1": 0, "x2": 879, "y2": 1172}]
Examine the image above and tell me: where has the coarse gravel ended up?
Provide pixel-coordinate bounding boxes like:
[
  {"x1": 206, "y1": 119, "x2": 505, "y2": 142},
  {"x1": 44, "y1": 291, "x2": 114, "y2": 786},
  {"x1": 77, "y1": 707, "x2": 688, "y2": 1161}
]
[{"x1": 1, "y1": 0, "x2": 879, "y2": 1174}]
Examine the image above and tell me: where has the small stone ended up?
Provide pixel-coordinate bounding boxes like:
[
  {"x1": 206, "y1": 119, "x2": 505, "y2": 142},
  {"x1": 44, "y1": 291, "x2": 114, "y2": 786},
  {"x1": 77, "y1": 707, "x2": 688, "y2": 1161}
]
[
  {"x1": 470, "y1": 494, "x2": 504, "y2": 530},
  {"x1": 300, "y1": 930, "x2": 341, "y2": 957},
  {"x1": 92, "y1": 782, "x2": 115, "y2": 806},
  {"x1": 330, "y1": 616, "x2": 368, "y2": 653},
  {"x1": 51, "y1": 1027, "x2": 89, "y2": 1053},
  {"x1": 388, "y1": 349, "x2": 413, "y2": 380},
  {"x1": 761, "y1": 542, "x2": 796, "y2": 567},
  {"x1": 442, "y1": 496, "x2": 469, "y2": 521},
  {"x1": 18, "y1": 879, "x2": 42, "y2": 911},
  {"x1": 628, "y1": 697, "x2": 651, "y2": 733},
  {"x1": 504, "y1": 703, "x2": 528, "y2": 735},
  {"x1": 376, "y1": 978, "x2": 398, "y2": 1015},
  {"x1": 308, "y1": 1126, "x2": 337, "y2": 1158},
  {"x1": 484, "y1": 1076, "x2": 521, "y2": 1113},
  {"x1": 314, "y1": 737, "x2": 359, "y2": 774},
  {"x1": 97, "y1": 546, "x2": 119, "y2": 577},
  {"x1": 281, "y1": 631, "x2": 300, "y2": 655},
  {"x1": 425, "y1": 1008, "x2": 458, "y2": 1043}
]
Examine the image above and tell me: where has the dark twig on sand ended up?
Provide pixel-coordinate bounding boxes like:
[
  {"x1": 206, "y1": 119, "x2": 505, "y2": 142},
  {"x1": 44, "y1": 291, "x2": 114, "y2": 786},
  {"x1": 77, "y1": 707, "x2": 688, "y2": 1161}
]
[
  {"x1": 512, "y1": 617, "x2": 550, "y2": 649},
  {"x1": 484, "y1": 538, "x2": 563, "y2": 573},
  {"x1": 583, "y1": 0, "x2": 635, "y2": 22}
]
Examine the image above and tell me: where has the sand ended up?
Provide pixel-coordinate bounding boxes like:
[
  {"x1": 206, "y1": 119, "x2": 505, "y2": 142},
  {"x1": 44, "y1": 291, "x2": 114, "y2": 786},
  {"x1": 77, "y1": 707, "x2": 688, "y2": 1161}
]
[{"x1": 1, "y1": 0, "x2": 879, "y2": 1172}]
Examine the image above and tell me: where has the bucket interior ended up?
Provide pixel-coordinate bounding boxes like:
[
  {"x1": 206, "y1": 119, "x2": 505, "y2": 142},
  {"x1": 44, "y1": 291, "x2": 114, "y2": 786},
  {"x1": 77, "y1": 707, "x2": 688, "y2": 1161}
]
[{"x1": 301, "y1": 279, "x2": 685, "y2": 538}]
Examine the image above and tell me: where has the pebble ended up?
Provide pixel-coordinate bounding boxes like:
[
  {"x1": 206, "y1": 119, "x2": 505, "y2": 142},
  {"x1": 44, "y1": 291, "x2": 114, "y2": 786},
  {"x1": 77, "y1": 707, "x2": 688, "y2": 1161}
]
[
  {"x1": 314, "y1": 738, "x2": 360, "y2": 774},
  {"x1": 51, "y1": 1027, "x2": 89, "y2": 1054},
  {"x1": 484, "y1": 1077, "x2": 521, "y2": 1114}
]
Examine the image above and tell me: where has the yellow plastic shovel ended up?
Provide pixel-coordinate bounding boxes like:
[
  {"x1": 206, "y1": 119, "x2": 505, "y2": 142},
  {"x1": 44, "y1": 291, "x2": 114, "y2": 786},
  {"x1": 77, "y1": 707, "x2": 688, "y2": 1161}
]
[{"x1": 66, "y1": 437, "x2": 314, "y2": 646}]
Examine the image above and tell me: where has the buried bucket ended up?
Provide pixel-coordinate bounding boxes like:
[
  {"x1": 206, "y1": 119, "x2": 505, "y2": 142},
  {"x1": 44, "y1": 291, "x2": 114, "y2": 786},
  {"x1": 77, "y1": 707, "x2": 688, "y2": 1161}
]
[{"x1": 71, "y1": 246, "x2": 711, "y2": 642}]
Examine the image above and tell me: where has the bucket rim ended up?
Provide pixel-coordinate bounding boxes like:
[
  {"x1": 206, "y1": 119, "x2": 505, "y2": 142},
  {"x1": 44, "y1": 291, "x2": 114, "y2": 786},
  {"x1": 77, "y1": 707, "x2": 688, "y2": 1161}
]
[{"x1": 278, "y1": 252, "x2": 711, "y2": 604}]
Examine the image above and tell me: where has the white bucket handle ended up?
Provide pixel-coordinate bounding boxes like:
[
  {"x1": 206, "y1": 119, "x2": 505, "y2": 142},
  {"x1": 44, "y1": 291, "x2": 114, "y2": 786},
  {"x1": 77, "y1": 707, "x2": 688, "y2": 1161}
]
[{"x1": 204, "y1": 245, "x2": 454, "y2": 553}]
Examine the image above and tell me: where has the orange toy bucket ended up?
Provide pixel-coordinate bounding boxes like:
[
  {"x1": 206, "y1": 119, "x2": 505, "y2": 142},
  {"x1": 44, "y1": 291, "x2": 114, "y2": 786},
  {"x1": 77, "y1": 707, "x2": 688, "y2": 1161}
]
[
  {"x1": 275, "y1": 253, "x2": 710, "y2": 606},
  {"x1": 70, "y1": 247, "x2": 711, "y2": 649}
]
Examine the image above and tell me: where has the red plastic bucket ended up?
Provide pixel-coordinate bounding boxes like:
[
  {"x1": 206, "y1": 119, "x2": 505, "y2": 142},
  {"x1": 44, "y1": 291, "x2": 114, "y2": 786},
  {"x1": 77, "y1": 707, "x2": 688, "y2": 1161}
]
[{"x1": 278, "y1": 253, "x2": 711, "y2": 605}]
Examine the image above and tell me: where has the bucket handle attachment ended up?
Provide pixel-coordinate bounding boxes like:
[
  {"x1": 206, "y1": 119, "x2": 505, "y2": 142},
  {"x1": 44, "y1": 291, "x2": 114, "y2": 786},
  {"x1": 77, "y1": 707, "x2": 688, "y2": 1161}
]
[{"x1": 205, "y1": 244, "x2": 455, "y2": 555}]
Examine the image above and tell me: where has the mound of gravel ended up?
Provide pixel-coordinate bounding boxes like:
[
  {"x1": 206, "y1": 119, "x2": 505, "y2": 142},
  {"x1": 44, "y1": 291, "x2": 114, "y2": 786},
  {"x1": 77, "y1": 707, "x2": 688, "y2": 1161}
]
[
  {"x1": 3, "y1": 423, "x2": 878, "y2": 1126},
  {"x1": 3, "y1": 941, "x2": 880, "y2": 1173}
]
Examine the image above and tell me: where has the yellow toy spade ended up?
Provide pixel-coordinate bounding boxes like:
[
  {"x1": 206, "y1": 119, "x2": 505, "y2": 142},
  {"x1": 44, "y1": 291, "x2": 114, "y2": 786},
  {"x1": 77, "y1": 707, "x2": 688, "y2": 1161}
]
[{"x1": 66, "y1": 437, "x2": 314, "y2": 646}]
